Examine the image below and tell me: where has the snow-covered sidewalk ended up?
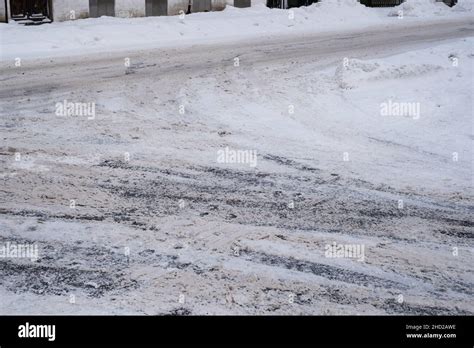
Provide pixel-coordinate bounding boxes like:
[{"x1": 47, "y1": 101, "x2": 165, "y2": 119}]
[{"x1": 0, "y1": 0, "x2": 472, "y2": 61}]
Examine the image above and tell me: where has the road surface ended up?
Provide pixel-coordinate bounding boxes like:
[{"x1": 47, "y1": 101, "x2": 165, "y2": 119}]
[{"x1": 0, "y1": 18, "x2": 473, "y2": 314}]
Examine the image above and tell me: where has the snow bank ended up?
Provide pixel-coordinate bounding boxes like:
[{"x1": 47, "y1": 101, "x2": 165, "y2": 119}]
[
  {"x1": 388, "y1": 0, "x2": 474, "y2": 17},
  {"x1": 335, "y1": 58, "x2": 444, "y2": 89},
  {"x1": 0, "y1": 0, "x2": 471, "y2": 61},
  {"x1": 320, "y1": 0, "x2": 364, "y2": 7},
  {"x1": 388, "y1": 0, "x2": 451, "y2": 17},
  {"x1": 453, "y1": 0, "x2": 474, "y2": 12},
  {"x1": 299, "y1": 0, "x2": 384, "y2": 24}
]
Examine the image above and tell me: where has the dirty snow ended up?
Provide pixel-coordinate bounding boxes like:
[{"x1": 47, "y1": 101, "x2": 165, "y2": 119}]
[{"x1": 0, "y1": 5, "x2": 473, "y2": 315}]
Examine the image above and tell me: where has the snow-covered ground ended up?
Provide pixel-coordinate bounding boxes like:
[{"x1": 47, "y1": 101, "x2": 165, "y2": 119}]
[
  {"x1": 0, "y1": 0, "x2": 472, "y2": 61},
  {"x1": 0, "y1": 0, "x2": 473, "y2": 315}
]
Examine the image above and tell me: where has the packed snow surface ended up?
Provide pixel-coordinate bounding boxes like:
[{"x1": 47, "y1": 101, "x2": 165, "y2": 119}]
[
  {"x1": 0, "y1": 0, "x2": 472, "y2": 60},
  {"x1": 0, "y1": 17, "x2": 472, "y2": 314}
]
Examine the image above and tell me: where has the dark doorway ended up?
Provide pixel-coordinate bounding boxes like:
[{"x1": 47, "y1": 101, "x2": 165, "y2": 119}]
[
  {"x1": 10, "y1": 0, "x2": 51, "y2": 21},
  {"x1": 359, "y1": 0, "x2": 404, "y2": 7},
  {"x1": 234, "y1": 0, "x2": 250, "y2": 8},
  {"x1": 192, "y1": 0, "x2": 211, "y2": 13},
  {"x1": 146, "y1": 0, "x2": 167, "y2": 16},
  {"x1": 89, "y1": 0, "x2": 115, "y2": 18}
]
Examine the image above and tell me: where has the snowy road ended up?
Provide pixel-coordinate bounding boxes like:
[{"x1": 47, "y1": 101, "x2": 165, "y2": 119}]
[
  {"x1": 0, "y1": 18, "x2": 473, "y2": 314},
  {"x1": 1, "y1": 18, "x2": 473, "y2": 91}
]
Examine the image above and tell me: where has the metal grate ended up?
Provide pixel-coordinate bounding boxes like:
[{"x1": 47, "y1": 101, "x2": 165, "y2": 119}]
[
  {"x1": 359, "y1": 0, "x2": 404, "y2": 7},
  {"x1": 267, "y1": 0, "x2": 319, "y2": 9}
]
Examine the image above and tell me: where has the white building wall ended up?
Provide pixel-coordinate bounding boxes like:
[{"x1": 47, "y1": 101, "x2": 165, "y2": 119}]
[
  {"x1": 116, "y1": 0, "x2": 145, "y2": 17},
  {"x1": 2, "y1": 0, "x2": 248, "y2": 23},
  {"x1": 53, "y1": 0, "x2": 90, "y2": 22}
]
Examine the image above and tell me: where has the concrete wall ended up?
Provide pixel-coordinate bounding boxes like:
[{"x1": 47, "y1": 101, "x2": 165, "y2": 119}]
[
  {"x1": 168, "y1": 0, "x2": 188, "y2": 16},
  {"x1": 53, "y1": 0, "x2": 89, "y2": 22},
  {"x1": 52, "y1": 0, "x2": 145, "y2": 21},
  {"x1": 2, "y1": 0, "x2": 248, "y2": 23},
  {"x1": 167, "y1": 0, "x2": 241, "y2": 15},
  {"x1": 212, "y1": 0, "x2": 226, "y2": 11},
  {"x1": 116, "y1": 0, "x2": 146, "y2": 17},
  {"x1": 0, "y1": 1, "x2": 6, "y2": 22},
  {"x1": 224, "y1": 0, "x2": 250, "y2": 8}
]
